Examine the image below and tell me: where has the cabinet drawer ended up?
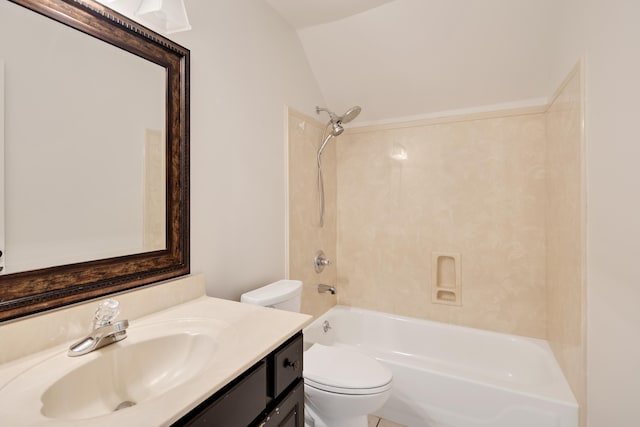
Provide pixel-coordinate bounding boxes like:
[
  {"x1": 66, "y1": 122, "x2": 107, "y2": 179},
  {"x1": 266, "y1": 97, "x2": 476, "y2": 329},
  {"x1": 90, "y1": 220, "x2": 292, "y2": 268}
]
[
  {"x1": 271, "y1": 333, "x2": 303, "y2": 398},
  {"x1": 179, "y1": 361, "x2": 267, "y2": 427}
]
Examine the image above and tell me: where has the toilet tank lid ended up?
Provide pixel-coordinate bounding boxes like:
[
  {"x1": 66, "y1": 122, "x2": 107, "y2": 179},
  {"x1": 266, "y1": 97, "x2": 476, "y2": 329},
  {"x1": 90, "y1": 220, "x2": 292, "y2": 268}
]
[{"x1": 240, "y1": 280, "x2": 302, "y2": 306}]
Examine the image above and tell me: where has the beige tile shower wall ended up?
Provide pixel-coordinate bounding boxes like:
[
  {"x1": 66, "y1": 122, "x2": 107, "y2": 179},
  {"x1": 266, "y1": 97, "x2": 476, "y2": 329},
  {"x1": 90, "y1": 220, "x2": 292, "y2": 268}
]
[
  {"x1": 336, "y1": 111, "x2": 547, "y2": 338},
  {"x1": 288, "y1": 109, "x2": 337, "y2": 318},
  {"x1": 545, "y1": 64, "x2": 586, "y2": 423}
]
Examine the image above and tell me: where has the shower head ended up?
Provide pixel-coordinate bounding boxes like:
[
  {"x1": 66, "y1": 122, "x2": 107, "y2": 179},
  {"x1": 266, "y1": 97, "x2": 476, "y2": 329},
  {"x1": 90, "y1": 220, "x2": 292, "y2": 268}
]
[
  {"x1": 339, "y1": 106, "x2": 361, "y2": 124},
  {"x1": 318, "y1": 122, "x2": 345, "y2": 157},
  {"x1": 316, "y1": 104, "x2": 360, "y2": 158},
  {"x1": 316, "y1": 105, "x2": 362, "y2": 125},
  {"x1": 315, "y1": 105, "x2": 361, "y2": 229},
  {"x1": 330, "y1": 121, "x2": 344, "y2": 136}
]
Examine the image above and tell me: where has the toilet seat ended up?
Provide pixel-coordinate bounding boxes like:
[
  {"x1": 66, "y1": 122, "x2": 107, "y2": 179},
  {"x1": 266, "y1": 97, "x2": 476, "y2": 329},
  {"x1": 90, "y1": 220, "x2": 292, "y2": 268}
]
[
  {"x1": 305, "y1": 377, "x2": 392, "y2": 395},
  {"x1": 304, "y1": 344, "x2": 392, "y2": 396}
]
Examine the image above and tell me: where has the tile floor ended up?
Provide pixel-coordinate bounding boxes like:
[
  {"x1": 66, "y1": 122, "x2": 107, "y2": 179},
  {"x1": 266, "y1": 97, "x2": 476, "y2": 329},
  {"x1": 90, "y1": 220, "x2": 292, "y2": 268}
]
[{"x1": 367, "y1": 415, "x2": 406, "y2": 427}]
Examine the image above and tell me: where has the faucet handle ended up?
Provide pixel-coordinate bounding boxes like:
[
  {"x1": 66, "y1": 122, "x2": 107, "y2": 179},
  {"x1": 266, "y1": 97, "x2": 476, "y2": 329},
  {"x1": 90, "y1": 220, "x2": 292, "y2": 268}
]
[
  {"x1": 314, "y1": 250, "x2": 332, "y2": 273},
  {"x1": 93, "y1": 299, "x2": 120, "y2": 329}
]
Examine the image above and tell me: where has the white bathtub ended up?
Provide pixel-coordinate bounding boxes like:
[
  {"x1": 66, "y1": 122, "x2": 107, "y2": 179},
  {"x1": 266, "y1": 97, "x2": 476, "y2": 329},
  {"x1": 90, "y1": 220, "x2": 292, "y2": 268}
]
[{"x1": 303, "y1": 305, "x2": 578, "y2": 427}]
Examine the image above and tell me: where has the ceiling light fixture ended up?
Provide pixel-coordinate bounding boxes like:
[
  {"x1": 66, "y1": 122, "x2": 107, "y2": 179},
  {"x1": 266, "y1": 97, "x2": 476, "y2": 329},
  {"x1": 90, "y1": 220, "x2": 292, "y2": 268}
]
[{"x1": 135, "y1": 0, "x2": 191, "y2": 34}]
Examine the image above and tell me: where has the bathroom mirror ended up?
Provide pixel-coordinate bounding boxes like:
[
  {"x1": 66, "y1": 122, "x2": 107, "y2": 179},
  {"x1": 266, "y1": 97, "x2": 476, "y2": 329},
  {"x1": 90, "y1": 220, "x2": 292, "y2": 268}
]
[{"x1": 0, "y1": 0, "x2": 190, "y2": 321}]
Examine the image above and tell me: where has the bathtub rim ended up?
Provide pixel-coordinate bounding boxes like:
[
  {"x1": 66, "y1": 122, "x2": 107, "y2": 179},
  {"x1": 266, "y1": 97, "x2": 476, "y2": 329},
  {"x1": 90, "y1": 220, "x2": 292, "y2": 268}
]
[{"x1": 303, "y1": 304, "x2": 578, "y2": 409}]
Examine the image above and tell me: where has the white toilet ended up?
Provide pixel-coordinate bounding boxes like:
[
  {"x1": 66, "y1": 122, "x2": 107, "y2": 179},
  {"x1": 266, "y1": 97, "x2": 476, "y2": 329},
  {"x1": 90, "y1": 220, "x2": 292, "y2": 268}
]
[{"x1": 241, "y1": 280, "x2": 393, "y2": 427}]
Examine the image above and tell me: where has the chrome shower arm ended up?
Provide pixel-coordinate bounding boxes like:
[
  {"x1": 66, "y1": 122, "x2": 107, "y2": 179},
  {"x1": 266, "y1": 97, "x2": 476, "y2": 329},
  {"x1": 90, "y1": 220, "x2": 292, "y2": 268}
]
[{"x1": 316, "y1": 106, "x2": 339, "y2": 123}]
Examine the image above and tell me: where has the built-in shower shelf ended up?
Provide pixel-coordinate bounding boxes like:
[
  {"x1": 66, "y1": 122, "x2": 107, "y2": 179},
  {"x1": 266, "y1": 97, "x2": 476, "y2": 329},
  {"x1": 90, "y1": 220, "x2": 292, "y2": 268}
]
[{"x1": 432, "y1": 252, "x2": 462, "y2": 306}]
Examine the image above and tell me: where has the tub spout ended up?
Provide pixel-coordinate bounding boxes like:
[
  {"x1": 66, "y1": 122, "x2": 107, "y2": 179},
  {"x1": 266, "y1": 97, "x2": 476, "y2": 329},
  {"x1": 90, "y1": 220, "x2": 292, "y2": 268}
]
[{"x1": 317, "y1": 284, "x2": 336, "y2": 295}]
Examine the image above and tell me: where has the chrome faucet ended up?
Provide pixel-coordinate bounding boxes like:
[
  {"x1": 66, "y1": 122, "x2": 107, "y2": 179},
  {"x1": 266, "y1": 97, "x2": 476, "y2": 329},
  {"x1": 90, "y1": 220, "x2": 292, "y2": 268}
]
[
  {"x1": 317, "y1": 284, "x2": 336, "y2": 295},
  {"x1": 68, "y1": 299, "x2": 129, "y2": 357}
]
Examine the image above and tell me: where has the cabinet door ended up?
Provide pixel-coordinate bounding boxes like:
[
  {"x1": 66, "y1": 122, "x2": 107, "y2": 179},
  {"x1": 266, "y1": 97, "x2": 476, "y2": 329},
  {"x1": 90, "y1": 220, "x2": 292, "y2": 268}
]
[
  {"x1": 177, "y1": 362, "x2": 267, "y2": 427},
  {"x1": 256, "y1": 379, "x2": 304, "y2": 427}
]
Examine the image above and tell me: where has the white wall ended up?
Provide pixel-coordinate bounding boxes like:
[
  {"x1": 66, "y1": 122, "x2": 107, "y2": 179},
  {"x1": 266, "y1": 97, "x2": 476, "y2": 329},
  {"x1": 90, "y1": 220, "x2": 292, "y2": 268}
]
[
  {"x1": 170, "y1": 0, "x2": 325, "y2": 300},
  {"x1": 550, "y1": 1, "x2": 640, "y2": 425}
]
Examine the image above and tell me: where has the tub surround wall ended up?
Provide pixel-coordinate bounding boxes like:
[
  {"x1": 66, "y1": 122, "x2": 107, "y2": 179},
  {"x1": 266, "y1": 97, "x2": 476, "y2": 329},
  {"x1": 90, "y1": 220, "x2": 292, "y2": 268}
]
[
  {"x1": 287, "y1": 109, "x2": 337, "y2": 317},
  {"x1": 336, "y1": 110, "x2": 547, "y2": 338},
  {"x1": 545, "y1": 64, "x2": 586, "y2": 423}
]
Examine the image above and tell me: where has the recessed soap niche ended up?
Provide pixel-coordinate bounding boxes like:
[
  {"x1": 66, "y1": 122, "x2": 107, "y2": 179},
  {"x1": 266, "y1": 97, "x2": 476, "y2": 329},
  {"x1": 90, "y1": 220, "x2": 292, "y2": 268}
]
[{"x1": 432, "y1": 252, "x2": 462, "y2": 306}]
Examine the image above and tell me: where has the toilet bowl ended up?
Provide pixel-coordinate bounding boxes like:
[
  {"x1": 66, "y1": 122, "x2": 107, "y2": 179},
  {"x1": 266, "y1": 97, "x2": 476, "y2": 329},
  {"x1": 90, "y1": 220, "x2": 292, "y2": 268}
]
[
  {"x1": 240, "y1": 280, "x2": 393, "y2": 427},
  {"x1": 303, "y1": 343, "x2": 392, "y2": 427}
]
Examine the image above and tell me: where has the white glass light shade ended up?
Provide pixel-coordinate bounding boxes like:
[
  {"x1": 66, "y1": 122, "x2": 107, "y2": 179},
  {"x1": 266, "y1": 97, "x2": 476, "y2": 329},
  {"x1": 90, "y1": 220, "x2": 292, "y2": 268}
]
[{"x1": 136, "y1": 0, "x2": 191, "y2": 34}]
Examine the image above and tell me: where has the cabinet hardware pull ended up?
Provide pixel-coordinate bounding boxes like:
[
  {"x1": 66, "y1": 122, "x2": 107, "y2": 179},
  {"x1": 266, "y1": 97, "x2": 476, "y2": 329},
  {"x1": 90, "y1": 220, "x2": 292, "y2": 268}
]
[{"x1": 283, "y1": 358, "x2": 300, "y2": 370}]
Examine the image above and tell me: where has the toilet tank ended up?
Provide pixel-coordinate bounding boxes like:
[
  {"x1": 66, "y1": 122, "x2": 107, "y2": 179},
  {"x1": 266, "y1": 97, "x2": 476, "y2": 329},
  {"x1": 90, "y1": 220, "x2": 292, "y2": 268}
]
[{"x1": 240, "y1": 280, "x2": 302, "y2": 312}]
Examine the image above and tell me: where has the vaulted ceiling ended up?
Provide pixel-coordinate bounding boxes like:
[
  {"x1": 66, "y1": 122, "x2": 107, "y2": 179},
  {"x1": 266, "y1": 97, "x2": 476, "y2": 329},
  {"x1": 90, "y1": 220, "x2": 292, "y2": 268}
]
[{"x1": 266, "y1": 0, "x2": 557, "y2": 123}]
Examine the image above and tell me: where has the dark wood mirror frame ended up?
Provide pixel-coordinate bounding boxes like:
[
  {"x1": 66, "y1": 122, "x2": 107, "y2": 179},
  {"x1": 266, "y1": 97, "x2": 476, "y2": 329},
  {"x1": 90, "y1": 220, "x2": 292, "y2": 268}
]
[{"x1": 0, "y1": 0, "x2": 190, "y2": 322}]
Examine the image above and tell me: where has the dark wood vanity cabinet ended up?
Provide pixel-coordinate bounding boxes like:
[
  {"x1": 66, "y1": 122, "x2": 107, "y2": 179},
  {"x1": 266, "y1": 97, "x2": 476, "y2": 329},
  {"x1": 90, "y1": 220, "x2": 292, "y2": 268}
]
[{"x1": 174, "y1": 332, "x2": 304, "y2": 427}]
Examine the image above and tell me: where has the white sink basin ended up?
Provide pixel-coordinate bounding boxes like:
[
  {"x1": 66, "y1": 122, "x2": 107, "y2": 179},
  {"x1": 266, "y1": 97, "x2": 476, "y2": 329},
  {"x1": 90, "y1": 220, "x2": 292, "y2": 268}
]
[
  {"x1": 0, "y1": 317, "x2": 235, "y2": 423},
  {"x1": 0, "y1": 293, "x2": 311, "y2": 427},
  {"x1": 42, "y1": 332, "x2": 215, "y2": 419}
]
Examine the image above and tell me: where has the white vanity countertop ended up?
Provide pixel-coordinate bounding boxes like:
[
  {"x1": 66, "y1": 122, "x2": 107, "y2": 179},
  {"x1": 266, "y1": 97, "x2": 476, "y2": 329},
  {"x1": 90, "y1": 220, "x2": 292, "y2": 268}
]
[{"x1": 0, "y1": 295, "x2": 312, "y2": 426}]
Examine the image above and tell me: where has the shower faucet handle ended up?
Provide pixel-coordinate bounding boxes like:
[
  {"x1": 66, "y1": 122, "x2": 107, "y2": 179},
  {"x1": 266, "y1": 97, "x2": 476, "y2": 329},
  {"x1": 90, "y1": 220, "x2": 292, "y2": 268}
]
[
  {"x1": 314, "y1": 250, "x2": 332, "y2": 273},
  {"x1": 317, "y1": 256, "x2": 331, "y2": 266}
]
